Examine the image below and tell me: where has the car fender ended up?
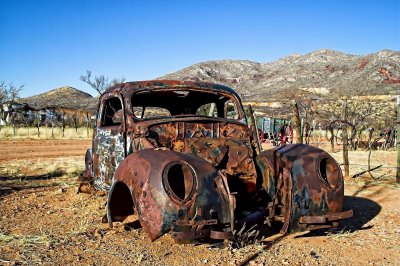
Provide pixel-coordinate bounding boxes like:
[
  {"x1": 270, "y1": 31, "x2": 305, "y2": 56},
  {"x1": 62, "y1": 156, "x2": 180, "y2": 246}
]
[
  {"x1": 256, "y1": 144, "x2": 352, "y2": 233},
  {"x1": 107, "y1": 148, "x2": 235, "y2": 241}
]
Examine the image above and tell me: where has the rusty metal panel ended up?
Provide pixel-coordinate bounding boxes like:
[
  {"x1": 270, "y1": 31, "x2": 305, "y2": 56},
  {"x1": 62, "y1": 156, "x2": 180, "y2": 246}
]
[
  {"x1": 256, "y1": 144, "x2": 350, "y2": 233},
  {"x1": 91, "y1": 91, "x2": 126, "y2": 188},
  {"x1": 109, "y1": 149, "x2": 234, "y2": 241},
  {"x1": 92, "y1": 126, "x2": 125, "y2": 189}
]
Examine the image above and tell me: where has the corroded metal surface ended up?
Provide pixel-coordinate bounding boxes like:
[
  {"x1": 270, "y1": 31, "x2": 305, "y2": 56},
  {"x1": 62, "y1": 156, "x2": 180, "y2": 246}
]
[
  {"x1": 108, "y1": 149, "x2": 234, "y2": 241},
  {"x1": 81, "y1": 80, "x2": 352, "y2": 243},
  {"x1": 256, "y1": 144, "x2": 350, "y2": 233}
]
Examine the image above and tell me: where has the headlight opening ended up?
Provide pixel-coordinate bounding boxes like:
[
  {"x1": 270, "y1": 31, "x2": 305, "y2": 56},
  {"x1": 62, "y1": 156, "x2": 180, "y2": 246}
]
[
  {"x1": 162, "y1": 161, "x2": 197, "y2": 204},
  {"x1": 318, "y1": 157, "x2": 341, "y2": 190}
]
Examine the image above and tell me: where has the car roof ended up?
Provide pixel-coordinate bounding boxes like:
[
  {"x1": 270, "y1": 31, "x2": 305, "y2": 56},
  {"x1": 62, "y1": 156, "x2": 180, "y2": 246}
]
[{"x1": 103, "y1": 80, "x2": 240, "y2": 98}]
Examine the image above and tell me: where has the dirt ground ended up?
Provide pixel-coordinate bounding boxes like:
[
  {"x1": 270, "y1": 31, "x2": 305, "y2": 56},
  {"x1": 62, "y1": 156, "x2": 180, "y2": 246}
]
[
  {"x1": 0, "y1": 140, "x2": 92, "y2": 162},
  {"x1": 0, "y1": 139, "x2": 399, "y2": 265}
]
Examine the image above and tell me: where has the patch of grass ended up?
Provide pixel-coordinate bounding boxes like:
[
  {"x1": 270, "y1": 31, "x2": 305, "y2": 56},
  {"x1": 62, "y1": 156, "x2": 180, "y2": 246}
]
[
  {"x1": 0, "y1": 229, "x2": 67, "y2": 264},
  {"x1": 1, "y1": 157, "x2": 83, "y2": 177},
  {"x1": 326, "y1": 228, "x2": 352, "y2": 239},
  {"x1": 69, "y1": 216, "x2": 91, "y2": 235},
  {"x1": 0, "y1": 157, "x2": 83, "y2": 193},
  {"x1": 0, "y1": 232, "x2": 55, "y2": 249}
]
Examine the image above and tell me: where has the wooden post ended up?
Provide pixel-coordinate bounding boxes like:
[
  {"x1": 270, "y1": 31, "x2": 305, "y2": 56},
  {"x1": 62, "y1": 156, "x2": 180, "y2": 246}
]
[
  {"x1": 396, "y1": 96, "x2": 400, "y2": 183},
  {"x1": 86, "y1": 112, "x2": 90, "y2": 138},
  {"x1": 310, "y1": 119, "x2": 316, "y2": 145},
  {"x1": 290, "y1": 100, "x2": 302, "y2": 144},
  {"x1": 328, "y1": 125, "x2": 335, "y2": 152},
  {"x1": 61, "y1": 112, "x2": 65, "y2": 137},
  {"x1": 74, "y1": 114, "x2": 78, "y2": 133},
  {"x1": 317, "y1": 122, "x2": 321, "y2": 147},
  {"x1": 272, "y1": 117, "x2": 277, "y2": 145},
  {"x1": 303, "y1": 106, "x2": 310, "y2": 144},
  {"x1": 51, "y1": 115, "x2": 54, "y2": 138},
  {"x1": 36, "y1": 113, "x2": 40, "y2": 137},
  {"x1": 248, "y1": 105, "x2": 262, "y2": 154},
  {"x1": 341, "y1": 100, "x2": 349, "y2": 178},
  {"x1": 367, "y1": 128, "x2": 374, "y2": 178},
  {"x1": 12, "y1": 113, "x2": 16, "y2": 136}
]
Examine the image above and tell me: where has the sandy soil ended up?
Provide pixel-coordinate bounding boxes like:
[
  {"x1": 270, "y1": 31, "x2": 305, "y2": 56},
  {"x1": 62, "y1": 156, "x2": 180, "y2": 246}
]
[{"x1": 0, "y1": 140, "x2": 399, "y2": 265}]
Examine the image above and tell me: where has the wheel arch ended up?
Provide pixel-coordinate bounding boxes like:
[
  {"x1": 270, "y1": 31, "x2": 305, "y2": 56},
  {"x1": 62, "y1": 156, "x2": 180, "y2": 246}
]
[{"x1": 106, "y1": 180, "x2": 135, "y2": 226}]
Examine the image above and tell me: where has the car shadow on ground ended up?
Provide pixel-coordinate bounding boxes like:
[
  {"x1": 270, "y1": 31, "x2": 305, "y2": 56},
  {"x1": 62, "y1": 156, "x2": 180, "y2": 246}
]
[
  {"x1": 0, "y1": 170, "x2": 65, "y2": 181},
  {"x1": 340, "y1": 195, "x2": 382, "y2": 232},
  {"x1": 295, "y1": 194, "x2": 381, "y2": 238},
  {"x1": 0, "y1": 170, "x2": 66, "y2": 200},
  {"x1": 236, "y1": 195, "x2": 381, "y2": 265}
]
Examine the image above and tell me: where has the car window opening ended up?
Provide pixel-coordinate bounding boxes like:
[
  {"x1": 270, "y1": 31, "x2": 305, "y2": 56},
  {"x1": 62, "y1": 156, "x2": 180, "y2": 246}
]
[
  {"x1": 101, "y1": 97, "x2": 122, "y2": 127},
  {"x1": 131, "y1": 90, "x2": 240, "y2": 120}
]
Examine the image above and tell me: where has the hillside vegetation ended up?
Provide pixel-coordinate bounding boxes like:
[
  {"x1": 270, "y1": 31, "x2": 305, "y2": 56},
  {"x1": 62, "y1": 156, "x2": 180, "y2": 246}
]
[
  {"x1": 159, "y1": 49, "x2": 400, "y2": 100},
  {"x1": 20, "y1": 86, "x2": 97, "y2": 113},
  {"x1": 17, "y1": 49, "x2": 399, "y2": 124}
]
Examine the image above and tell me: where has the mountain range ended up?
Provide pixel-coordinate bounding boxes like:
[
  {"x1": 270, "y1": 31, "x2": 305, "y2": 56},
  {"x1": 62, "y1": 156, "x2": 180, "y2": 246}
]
[
  {"x1": 20, "y1": 49, "x2": 399, "y2": 120},
  {"x1": 158, "y1": 49, "x2": 399, "y2": 101}
]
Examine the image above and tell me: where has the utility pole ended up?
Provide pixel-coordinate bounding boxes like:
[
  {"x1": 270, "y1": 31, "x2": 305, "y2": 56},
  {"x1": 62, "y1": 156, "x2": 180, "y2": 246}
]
[{"x1": 396, "y1": 96, "x2": 400, "y2": 184}]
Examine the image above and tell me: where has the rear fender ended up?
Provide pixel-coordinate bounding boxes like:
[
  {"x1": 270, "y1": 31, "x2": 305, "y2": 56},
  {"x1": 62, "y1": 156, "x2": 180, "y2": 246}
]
[{"x1": 256, "y1": 144, "x2": 351, "y2": 233}]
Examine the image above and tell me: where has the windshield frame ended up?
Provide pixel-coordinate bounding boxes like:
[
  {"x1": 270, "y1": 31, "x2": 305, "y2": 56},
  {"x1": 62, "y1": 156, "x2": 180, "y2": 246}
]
[{"x1": 127, "y1": 87, "x2": 246, "y2": 123}]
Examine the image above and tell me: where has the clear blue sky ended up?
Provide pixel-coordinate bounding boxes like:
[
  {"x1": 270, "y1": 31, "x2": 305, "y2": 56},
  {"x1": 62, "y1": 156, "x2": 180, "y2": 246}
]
[{"x1": 1, "y1": 0, "x2": 399, "y2": 97}]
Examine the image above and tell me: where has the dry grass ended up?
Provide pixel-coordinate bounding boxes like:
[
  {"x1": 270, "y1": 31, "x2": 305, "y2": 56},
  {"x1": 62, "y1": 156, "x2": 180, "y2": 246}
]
[
  {"x1": 0, "y1": 126, "x2": 92, "y2": 140},
  {"x1": 0, "y1": 232, "x2": 55, "y2": 249},
  {"x1": 326, "y1": 228, "x2": 352, "y2": 239},
  {"x1": 0, "y1": 155, "x2": 89, "y2": 192},
  {"x1": 0, "y1": 231, "x2": 57, "y2": 264},
  {"x1": 0, "y1": 156, "x2": 97, "y2": 264}
]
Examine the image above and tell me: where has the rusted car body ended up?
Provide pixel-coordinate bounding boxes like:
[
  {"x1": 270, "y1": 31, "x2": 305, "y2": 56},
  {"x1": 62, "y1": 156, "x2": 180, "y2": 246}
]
[{"x1": 81, "y1": 80, "x2": 352, "y2": 242}]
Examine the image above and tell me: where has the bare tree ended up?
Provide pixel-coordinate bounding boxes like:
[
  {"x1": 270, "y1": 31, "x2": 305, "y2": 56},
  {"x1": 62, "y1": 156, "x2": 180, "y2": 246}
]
[
  {"x1": 0, "y1": 81, "x2": 6, "y2": 129},
  {"x1": 80, "y1": 70, "x2": 125, "y2": 95},
  {"x1": 0, "y1": 81, "x2": 6, "y2": 103},
  {"x1": 0, "y1": 81, "x2": 24, "y2": 132}
]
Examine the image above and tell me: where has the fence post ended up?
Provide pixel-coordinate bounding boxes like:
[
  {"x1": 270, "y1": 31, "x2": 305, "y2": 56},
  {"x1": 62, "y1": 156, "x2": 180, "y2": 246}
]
[
  {"x1": 51, "y1": 115, "x2": 54, "y2": 138},
  {"x1": 12, "y1": 113, "x2": 16, "y2": 136},
  {"x1": 36, "y1": 113, "x2": 40, "y2": 137},
  {"x1": 86, "y1": 112, "x2": 90, "y2": 138},
  {"x1": 317, "y1": 122, "x2": 321, "y2": 147},
  {"x1": 62, "y1": 112, "x2": 65, "y2": 137},
  {"x1": 247, "y1": 105, "x2": 262, "y2": 154},
  {"x1": 367, "y1": 128, "x2": 374, "y2": 178},
  {"x1": 341, "y1": 100, "x2": 349, "y2": 178},
  {"x1": 396, "y1": 96, "x2": 400, "y2": 184},
  {"x1": 290, "y1": 100, "x2": 302, "y2": 144}
]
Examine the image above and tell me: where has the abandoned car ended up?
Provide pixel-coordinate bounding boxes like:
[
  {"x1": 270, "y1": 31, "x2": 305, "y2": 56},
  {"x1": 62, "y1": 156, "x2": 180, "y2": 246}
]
[{"x1": 80, "y1": 80, "x2": 352, "y2": 242}]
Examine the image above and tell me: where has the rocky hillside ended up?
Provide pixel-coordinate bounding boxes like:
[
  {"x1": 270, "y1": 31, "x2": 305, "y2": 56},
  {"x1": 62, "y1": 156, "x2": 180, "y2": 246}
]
[
  {"x1": 20, "y1": 86, "x2": 98, "y2": 112},
  {"x1": 18, "y1": 49, "x2": 399, "y2": 123},
  {"x1": 158, "y1": 49, "x2": 400, "y2": 101}
]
